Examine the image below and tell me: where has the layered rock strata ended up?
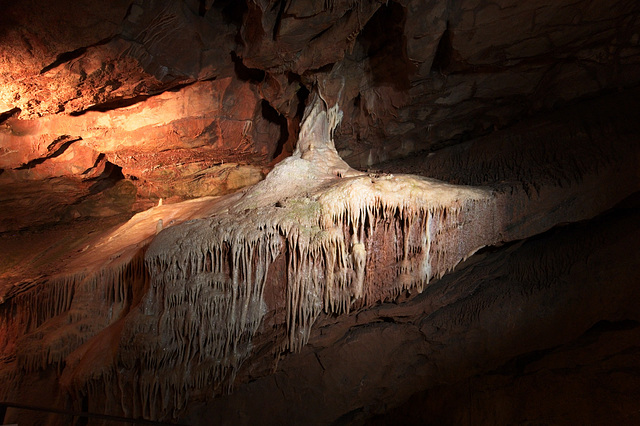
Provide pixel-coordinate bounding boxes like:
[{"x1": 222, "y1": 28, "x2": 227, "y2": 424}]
[
  {"x1": 2, "y1": 0, "x2": 639, "y2": 200},
  {"x1": 1, "y1": 88, "x2": 637, "y2": 423}
]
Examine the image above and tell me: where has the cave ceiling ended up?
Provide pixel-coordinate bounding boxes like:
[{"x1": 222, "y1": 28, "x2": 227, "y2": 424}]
[
  {"x1": 1, "y1": 0, "x2": 640, "y2": 424},
  {"x1": 1, "y1": 0, "x2": 638, "y2": 203}
]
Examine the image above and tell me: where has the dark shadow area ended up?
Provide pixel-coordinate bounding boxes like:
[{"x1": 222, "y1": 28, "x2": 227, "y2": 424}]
[
  {"x1": 489, "y1": 346, "x2": 559, "y2": 376},
  {"x1": 88, "y1": 161, "x2": 125, "y2": 195},
  {"x1": 431, "y1": 21, "x2": 452, "y2": 74},
  {"x1": 261, "y1": 99, "x2": 288, "y2": 159},
  {"x1": 364, "y1": 199, "x2": 640, "y2": 426},
  {"x1": 0, "y1": 107, "x2": 20, "y2": 125},
  {"x1": 272, "y1": 0, "x2": 287, "y2": 40},
  {"x1": 0, "y1": 401, "x2": 177, "y2": 425},
  {"x1": 357, "y1": 1, "x2": 415, "y2": 90},
  {"x1": 70, "y1": 95, "x2": 151, "y2": 116},
  {"x1": 198, "y1": 0, "x2": 208, "y2": 17},
  {"x1": 81, "y1": 153, "x2": 106, "y2": 175},
  {"x1": 39, "y1": 36, "x2": 115, "y2": 75},
  {"x1": 309, "y1": 26, "x2": 331, "y2": 42},
  {"x1": 334, "y1": 407, "x2": 366, "y2": 426},
  {"x1": 75, "y1": 394, "x2": 89, "y2": 426},
  {"x1": 584, "y1": 318, "x2": 640, "y2": 334},
  {"x1": 40, "y1": 47, "x2": 88, "y2": 74},
  {"x1": 286, "y1": 72, "x2": 310, "y2": 121},
  {"x1": 70, "y1": 80, "x2": 200, "y2": 116},
  {"x1": 295, "y1": 84, "x2": 310, "y2": 120},
  {"x1": 231, "y1": 51, "x2": 265, "y2": 83},
  {"x1": 303, "y1": 62, "x2": 335, "y2": 75},
  {"x1": 353, "y1": 93, "x2": 361, "y2": 108},
  {"x1": 16, "y1": 136, "x2": 82, "y2": 170},
  {"x1": 268, "y1": 76, "x2": 309, "y2": 161},
  {"x1": 490, "y1": 319, "x2": 640, "y2": 377},
  {"x1": 212, "y1": 0, "x2": 247, "y2": 26}
]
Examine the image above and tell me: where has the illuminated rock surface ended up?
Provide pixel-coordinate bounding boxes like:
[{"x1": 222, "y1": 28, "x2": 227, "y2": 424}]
[{"x1": 0, "y1": 0, "x2": 639, "y2": 424}]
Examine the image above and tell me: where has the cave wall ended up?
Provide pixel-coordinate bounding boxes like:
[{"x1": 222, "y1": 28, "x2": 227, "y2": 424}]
[
  {"x1": 0, "y1": 88, "x2": 637, "y2": 424},
  {"x1": 182, "y1": 200, "x2": 640, "y2": 426},
  {"x1": 2, "y1": 0, "x2": 639, "y2": 198},
  {"x1": 1, "y1": 0, "x2": 640, "y2": 425}
]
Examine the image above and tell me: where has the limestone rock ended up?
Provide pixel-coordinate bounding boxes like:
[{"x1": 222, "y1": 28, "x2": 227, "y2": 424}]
[{"x1": 1, "y1": 0, "x2": 640, "y2": 424}]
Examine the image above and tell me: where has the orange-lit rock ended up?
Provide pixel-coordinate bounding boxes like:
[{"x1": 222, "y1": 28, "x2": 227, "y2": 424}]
[{"x1": 1, "y1": 78, "x2": 277, "y2": 199}]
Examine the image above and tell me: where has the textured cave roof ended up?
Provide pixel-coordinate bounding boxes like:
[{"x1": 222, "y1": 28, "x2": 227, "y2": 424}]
[
  {"x1": 2, "y1": 0, "x2": 639, "y2": 193},
  {"x1": 2, "y1": 0, "x2": 639, "y2": 286}
]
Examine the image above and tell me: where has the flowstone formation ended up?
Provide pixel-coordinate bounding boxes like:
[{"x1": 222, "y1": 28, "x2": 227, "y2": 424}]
[
  {"x1": 78, "y1": 91, "x2": 496, "y2": 418},
  {"x1": 0, "y1": 90, "x2": 497, "y2": 420},
  {"x1": 140, "y1": 89, "x2": 494, "y2": 391},
  {"x1": 0, "y1": 86, "x2": 638, "y2": 424},
  {"x1": 1, "y1": 1, "x2": 639, "y2": 423}
]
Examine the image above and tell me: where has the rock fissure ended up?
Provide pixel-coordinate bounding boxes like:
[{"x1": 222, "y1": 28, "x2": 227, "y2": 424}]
[
  {"x1": 39, "y1": 36, "x2": 120, "y2": 75},
  {"x1": 15, "y1": 136, "x2": 82, "y2": 170}
]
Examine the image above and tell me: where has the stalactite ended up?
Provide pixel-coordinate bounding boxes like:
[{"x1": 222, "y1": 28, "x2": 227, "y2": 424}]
[
  {"x1": 0, "y1": 245, "x2": 150, "y2": 404},
  {"x1": 124, "y1": 99, "x2": 495, "y2": 420},
  {"x1": 0, "y1": 90, "x2": 497, "y2": 420}
]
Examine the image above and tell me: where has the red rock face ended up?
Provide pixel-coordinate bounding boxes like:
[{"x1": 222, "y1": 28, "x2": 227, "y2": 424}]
[{"x1": 2, "y1": 78, "x2": 275, "y2": 183}]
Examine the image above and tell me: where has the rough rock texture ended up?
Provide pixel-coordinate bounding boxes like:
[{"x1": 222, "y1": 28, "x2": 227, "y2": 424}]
[
  {"x1": 185, "y1": 197, "x2": 640, "y2": 426},
  {"x1": 1, "y1": 87, "x2": 639, "y2": 424},
  {"x1": 2, "y1": 0, "x2": 639, "y2": 200},
  {"x1": 1, "y1": 0, "x2": 640, "y2": 424}
]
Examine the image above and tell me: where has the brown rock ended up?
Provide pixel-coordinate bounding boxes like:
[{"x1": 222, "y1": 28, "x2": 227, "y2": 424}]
[{"x1": 1, "y1": 1, "x2": 640, "y2": 424}]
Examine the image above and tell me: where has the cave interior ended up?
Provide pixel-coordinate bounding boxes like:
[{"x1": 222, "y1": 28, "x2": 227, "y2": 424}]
[{"x1": 0, "y1": 0, "x2": 639, "y2": 425}]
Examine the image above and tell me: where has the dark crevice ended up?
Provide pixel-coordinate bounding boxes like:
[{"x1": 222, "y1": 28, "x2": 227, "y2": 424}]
[
  {"x1": 353, "y1": 93, "x2": 361, "y2": 108},
  {"x1": 67, "y1": 159, "x2": 125, "y2": 208},
  {"x1": 295, "y1": 84, "x2": 310, "y2": 121},
  {"x1": 261, "y1": 100, "x2": 288, "y2": 159},
  {"x1": 0, "y1": 107, "x2": 20, "y2": 124},
  {"x1": 81, "y1": 153, "x2": 106, "y2": 175},
  {"x1": 69, "y1": 79, "x2": 201, "y2": 116},
  {"x1": 272, "y1": 0, "x2": 287, "y2": 40},
  {"x1": 488, "y1": 347, "x2": 558, "y2": 377},
  {"x1": 583, "y1": 319, "x2": 640, "y2": 336},
  {"x1": 198, "y1": 0, "x2": 208, "y2": 17},
  {"x1": 309, "y1": 26, "x2": 331, "y2": 43},
  {"x1": 123, "y1": 3, "x2": 136, "y2": 22},
  {"x1": 270, "y1": 83, "x2": 308, "y2": 161},
  {"x1": 489, "y1": 319, "x2": 640, "y2": 377},
  {"x1": 356, "y1": 1, "x2": 414, "y2": 90},
  {"x1": 333, "y1": 407, "x2": 366, "y2": 426},
  {"x1": 303, "y1": 62, "x2": 335, "y2": 76},
  {"x1": 39, "y1": 36, "x2": 115, "y2": 75},
  {"x1": 40, "y1": 47, "x2": 88, "y2": 74},
  {"x1": 0, "y1": 401, "x2": 175, "y2": 426},
  {"x1": 231, "y1": 51, "x2": 265, "y2": 83},
  {"x1": 0, "y1": 169, "x2": 4, "y2": 176},
  {"x1": 213, "y1": 0, "x2": 247, "y2": 26},
  {"x1": 77, "y1": 394, "x2": 89, "y2": 426},
  {"x1": 70, "y1": 95, "x2": 151, "y2": 116},
  {"x1": 16, "y1": 136, "x2": 82, "y2": 170},
  {"x1": 286, "y1": 71, "x2": 302, "y2": 85},
  {"x1": 431, "y1": 21, "x2": 452, "y2": 74},
  {"x1": 88, "y1": 161, "x2": 125, "y2": 194}
]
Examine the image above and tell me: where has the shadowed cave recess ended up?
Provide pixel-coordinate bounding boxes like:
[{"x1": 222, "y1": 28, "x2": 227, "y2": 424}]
[{"x1": 0, "y1": 0, "x2": 639, "y2": 425}]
